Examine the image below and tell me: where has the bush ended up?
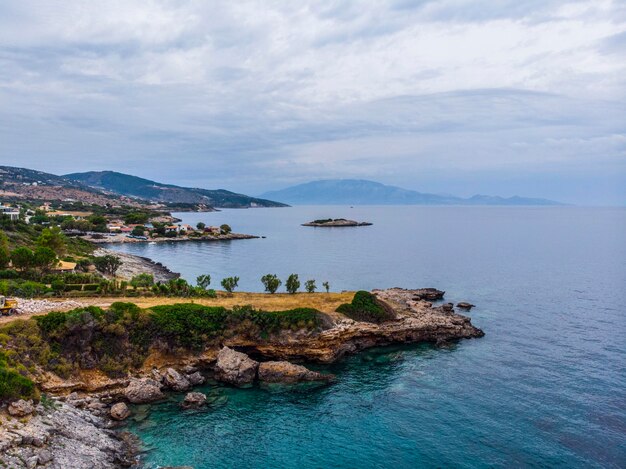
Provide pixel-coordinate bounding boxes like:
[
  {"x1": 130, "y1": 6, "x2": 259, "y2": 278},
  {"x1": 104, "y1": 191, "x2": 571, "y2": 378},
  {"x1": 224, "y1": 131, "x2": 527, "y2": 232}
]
[
  {"x1": 0, "y1": 355, "x2": 39, "y2": 402},
  {"x1": 336, "y1": 291, "x2": 396, "y2": 324},
  {"x1": 0, "y1": 269, "x2": 19, "y2": 279}
]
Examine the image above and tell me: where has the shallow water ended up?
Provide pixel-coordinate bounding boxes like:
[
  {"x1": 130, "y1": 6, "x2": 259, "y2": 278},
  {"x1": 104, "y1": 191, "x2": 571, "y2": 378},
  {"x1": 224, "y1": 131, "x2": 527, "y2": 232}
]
[{"x1": 112, "y1": 206, "x2": 626, "y2": 468}]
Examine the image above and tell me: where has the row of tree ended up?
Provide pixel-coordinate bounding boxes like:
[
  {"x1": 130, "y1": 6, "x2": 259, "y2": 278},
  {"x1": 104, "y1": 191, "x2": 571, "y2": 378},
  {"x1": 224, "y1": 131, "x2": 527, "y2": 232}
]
[{"x1": 195, "y1": 273, "x2": 329, "y2": 294}]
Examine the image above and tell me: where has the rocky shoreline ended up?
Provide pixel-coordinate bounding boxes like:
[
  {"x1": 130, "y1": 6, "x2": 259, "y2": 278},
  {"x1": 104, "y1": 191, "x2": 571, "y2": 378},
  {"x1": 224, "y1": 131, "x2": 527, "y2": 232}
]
[
  {"x1": 0, "y1": 287, "x2": 483, "y2": 468},
  {"x1": 87, "y1": 232, "x2": 259, "y2": 244},
  {"x1": 94, "y1": 248, "x2": 180, "y2": 283},
  {"x1": 0, "y1": 399, "x2": 137, "y2": 469}
]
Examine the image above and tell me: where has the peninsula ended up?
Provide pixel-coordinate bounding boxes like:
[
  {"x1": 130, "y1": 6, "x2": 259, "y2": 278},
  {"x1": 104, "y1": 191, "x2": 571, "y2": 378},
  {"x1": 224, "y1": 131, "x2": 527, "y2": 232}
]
[{"x1": 302, "y1": 218, "x2": 372, "y2": 227}]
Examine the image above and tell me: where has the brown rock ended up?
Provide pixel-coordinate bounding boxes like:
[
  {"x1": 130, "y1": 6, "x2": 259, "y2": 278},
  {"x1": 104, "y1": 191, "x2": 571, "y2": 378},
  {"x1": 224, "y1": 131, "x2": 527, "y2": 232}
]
[
  {"x1": 181, "y1": 392, "x2": 207, "y2": 409},
  {"x1": 457, "y1": 302, "x2": 475, "y2": 310},
  {"x1": 8, "y1": 399, "x2": 35, "y2": 417},
  {"x1": 163, "y1": 368, "x2": 191, "y2": 392},
  {"x1": 110, "y1": 402, "x2": 131, "y2": 421},
  {"x1": 214, "y1": 347, "x2": 259, "y2": 386},
  {"x1": 124, "y1": 378, "x2": 164, "y2": 404},
  {"x1": 258, "y1": 361, "x2": 334, "y2": 384},
  {"x1": 186, "y1": 371, "x2": 205, "y2": 386}
]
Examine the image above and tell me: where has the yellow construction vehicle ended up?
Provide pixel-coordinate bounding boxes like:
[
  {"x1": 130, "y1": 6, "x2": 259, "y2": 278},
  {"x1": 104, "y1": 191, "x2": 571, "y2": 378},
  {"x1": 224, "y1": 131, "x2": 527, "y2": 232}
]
[{"x1": 0, "y1": 296, "x2": 18, "y2": 316}]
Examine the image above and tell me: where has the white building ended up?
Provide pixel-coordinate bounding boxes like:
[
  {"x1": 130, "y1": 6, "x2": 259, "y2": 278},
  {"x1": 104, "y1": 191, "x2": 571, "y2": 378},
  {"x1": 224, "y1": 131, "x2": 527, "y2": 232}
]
[{"x1": 0, "y1": 205, "x2": 20, "y2": 221}]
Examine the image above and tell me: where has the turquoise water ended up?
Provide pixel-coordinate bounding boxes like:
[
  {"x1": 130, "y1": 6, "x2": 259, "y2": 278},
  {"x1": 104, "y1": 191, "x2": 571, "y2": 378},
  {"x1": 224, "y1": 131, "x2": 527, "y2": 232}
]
[{"x1": 112, "y1": 206, "x2": 626, "y2": 468}]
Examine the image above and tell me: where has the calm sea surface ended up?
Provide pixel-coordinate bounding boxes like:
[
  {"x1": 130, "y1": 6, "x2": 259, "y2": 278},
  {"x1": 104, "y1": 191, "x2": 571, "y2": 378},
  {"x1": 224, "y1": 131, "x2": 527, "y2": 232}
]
[{"x1": 108, "y1": 206, "x2": 626, "y2": 468}]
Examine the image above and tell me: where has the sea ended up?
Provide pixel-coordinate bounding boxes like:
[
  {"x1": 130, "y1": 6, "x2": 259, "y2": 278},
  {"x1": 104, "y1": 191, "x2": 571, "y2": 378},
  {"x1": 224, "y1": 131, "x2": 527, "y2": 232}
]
[{"x1": 107, "y1": 206, "x2": 626, "y2": 468}]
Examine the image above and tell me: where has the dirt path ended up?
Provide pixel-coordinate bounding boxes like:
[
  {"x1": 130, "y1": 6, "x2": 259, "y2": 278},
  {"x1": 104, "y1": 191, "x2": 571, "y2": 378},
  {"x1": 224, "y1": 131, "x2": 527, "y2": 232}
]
[{"x1": 0, "y1": 292, "x2": 356, "y2": 325}]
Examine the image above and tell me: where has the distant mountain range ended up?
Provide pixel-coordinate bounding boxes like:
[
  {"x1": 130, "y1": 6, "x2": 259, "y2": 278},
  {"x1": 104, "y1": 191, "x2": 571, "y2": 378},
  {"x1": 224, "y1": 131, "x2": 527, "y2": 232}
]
[
  {"x1": 65, "y1": 171, "x2": 287, "y2": 208},
  {"x1": 0, "y1": 166, "x2": 285, "y2": 209},
  {"x1": 259, "y1": 179, "x2": 563, "y2": 206}
]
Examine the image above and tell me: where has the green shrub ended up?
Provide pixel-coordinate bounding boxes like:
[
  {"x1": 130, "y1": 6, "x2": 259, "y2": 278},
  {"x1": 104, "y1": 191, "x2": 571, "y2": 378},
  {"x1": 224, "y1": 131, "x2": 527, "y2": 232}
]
[
  {"x1": 336, "y1": 291, "x2": 396, "y2": 324},
  {"x1": 0, "y1": 270, "x2": 19, "y2": 279},
  {"x1": 0, "y1": 352, "x2": 38, "y2": 402}
]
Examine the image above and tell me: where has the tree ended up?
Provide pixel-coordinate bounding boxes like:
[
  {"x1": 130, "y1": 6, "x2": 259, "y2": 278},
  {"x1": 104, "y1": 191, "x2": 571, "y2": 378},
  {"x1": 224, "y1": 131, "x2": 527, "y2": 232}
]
[
  {"x1": 130, "y1": 273, "x2": 154, "y2": 288},
  {"x1": 261, "y1": 274, "x2": 281, "y2": 294},
  {"x1": 131, "y1": 226, "x2": 146, "y2": 236},
  {"x1": 220, "y1": 224, "x2": 232, "y2": 235},
  {"x1": 33, "y1": 246, "x2": 57, "y2": 272},
  {"x1": 221, "y1": 276, "x2": 239, "y2": 293},
  {"x1": 323, "y1": 281, "x2": 330, "y2": 293},
  {"x1": 305, "y1": 279, "x2": 317, "y2": 293},
  {"x1": 0, "y1": 231, "x2": 10, "y2": 269},
  {"x1": 37, "y1": 226, "x2": 66, "y2": 256},
  {"x1": 11, "y1": 247, "x2": 35, "y2": 271},
  {"x1": 286, "y1": 274, "x2": 300, "y2": 294},
  {"x1": 196, "y1": 274, "x2": 211, "y2": 290},
  {"x1": 196, "y1": 222, "x2": 206, "y2": 231},
  {"x1": 93, "y1": 255, "x2": 122, "y2": 276},
  {"x1": 124, "y1": 212, "x2": 149, "y2": 224}
]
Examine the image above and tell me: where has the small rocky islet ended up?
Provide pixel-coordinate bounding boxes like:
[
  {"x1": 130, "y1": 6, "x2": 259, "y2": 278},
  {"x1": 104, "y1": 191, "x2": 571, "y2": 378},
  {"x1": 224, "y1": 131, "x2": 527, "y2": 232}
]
[
  {"x1": 0, "y1": 288, "x2": 482, "y2": 468},
  {"x1": 302, "y1": 218, "x2": 373, "y2": 227}
]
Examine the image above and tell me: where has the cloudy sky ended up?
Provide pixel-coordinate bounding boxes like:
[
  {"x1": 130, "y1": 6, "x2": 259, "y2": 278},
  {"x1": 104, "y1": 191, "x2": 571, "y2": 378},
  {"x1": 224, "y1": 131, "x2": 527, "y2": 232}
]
[{"x1": 0, "y1": 0, "x2": 625, "y2": 204}]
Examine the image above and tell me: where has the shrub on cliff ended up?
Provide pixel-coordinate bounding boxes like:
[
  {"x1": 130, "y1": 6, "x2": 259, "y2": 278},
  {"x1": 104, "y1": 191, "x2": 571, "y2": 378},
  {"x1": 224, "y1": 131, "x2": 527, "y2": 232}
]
[
  {"x1": 0, "y1": 352, "x2": 39, "y2": 402},
  {"x1": 336, "y1": 291, "x2": 396, "y2": 324}
]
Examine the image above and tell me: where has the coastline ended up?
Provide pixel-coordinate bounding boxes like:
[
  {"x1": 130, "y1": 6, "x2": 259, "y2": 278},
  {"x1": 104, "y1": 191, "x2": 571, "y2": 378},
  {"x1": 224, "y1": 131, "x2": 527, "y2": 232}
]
[
  {"x1": 84, "y1": 232, "x2": 259, "y2": 244},
  {"x1": 93, "y1": 247, "x2": 180, "y2": 283},
  {"x1": 0, "y1": 287, "x2": 483, "y2": 468}
]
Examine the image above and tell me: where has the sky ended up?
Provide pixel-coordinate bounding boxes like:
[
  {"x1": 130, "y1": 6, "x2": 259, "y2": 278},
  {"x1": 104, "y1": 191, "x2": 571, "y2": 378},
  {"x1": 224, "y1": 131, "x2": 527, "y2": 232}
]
[{"x1": 0, "y1": 1, "x2": 625, "y2": 205}]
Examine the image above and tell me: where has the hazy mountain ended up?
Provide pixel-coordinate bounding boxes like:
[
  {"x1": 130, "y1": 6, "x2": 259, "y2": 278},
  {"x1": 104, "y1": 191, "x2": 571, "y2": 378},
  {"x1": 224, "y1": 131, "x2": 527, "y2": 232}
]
[
  {"x1": 66, "y1": 171, "x2": 287, "y2": 208},
  {"x1": 259, "y1": 179, "x2": 562, "y2": 206}
]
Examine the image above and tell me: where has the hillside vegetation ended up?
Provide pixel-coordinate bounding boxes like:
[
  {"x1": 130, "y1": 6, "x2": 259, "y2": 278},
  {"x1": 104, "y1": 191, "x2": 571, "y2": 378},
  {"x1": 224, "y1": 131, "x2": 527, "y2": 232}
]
[
  {"x1": 0, "y1": 302, "x2": 330, "y2": 401},
  {"x1": 66, "y1": 170, "x2": 288, "y2": 208}
]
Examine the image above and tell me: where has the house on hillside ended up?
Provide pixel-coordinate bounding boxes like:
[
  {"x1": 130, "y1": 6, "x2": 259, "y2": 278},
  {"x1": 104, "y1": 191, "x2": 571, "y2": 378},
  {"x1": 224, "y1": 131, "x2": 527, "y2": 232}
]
[
  {"x1": 178, "y1": 224, "x2": 195, "y2": 233},
  {"x1": 0, "y1": 205, "x2": 20, "y2": 221},
  {"x1": 204, "y1": 226, "x2": 221, "y2": 235}
]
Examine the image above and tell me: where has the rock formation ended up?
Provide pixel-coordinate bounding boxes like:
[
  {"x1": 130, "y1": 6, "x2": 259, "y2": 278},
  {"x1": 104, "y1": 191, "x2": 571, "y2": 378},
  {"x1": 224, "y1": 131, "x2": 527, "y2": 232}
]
[
  {"x1": 181, "y1": 392, "x2": 207, "y2": 409},
  {"x1": 214, "y1": 346, "x2": 259, "y2": 386},
  {"x1": 8, "y1": 399, "x2": 35, "y2": 417},
  {"x1": 109, "y1": 402, "x2": 131, "y2": 421},
  {"x1": 124, "y1": 378, "x2": 165, "y2": 404},
  {"x1": 0, "y1": 399, "x2": 136, "y2": 469},
  {"x1": 258, "y1": 361, "x2": 334, "y2": 383},
  {"x1": 163, "y1": 368, "x2": 192, "y2": 392}
]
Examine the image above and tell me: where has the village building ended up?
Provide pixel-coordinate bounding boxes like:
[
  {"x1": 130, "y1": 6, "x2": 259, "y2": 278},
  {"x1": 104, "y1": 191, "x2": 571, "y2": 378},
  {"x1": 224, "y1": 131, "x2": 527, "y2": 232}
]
[{"x1": 0, "y1": 204, "x2": 20, "y2": 221}]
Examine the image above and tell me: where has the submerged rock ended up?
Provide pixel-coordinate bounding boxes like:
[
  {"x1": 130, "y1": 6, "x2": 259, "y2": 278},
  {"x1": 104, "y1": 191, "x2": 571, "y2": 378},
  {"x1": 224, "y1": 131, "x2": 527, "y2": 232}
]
[
  {"x1": 124, "y1": 378, "x2": 164, "y2": 404},
  {"x1": 187, "y1": 371, "x2": 206, "y2": 386},
  {"x1": 258, "y1": 361, "x2": 334, "y2": 384},
  {"x1": 181, "y1": 392, "x2": 207, "y2": 409},
  {"x1": 457, "y1": 302, "x2": 475, "y2": 310},
  {"x1": 8, "y1": 399, "x2": 35, "y2": 417},
  {"x1": 214, "y1": 346, "x2": 259, "y2": 386},
  {"x1": 110, "y1": 402, "x2": 131, "y2": 421}
]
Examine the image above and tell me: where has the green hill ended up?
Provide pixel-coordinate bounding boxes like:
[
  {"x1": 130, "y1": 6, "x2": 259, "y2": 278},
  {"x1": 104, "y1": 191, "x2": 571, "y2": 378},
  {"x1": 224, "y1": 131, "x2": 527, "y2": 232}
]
[{"x1": 66, "y1": 171, "x2": 287, "y2": 208}]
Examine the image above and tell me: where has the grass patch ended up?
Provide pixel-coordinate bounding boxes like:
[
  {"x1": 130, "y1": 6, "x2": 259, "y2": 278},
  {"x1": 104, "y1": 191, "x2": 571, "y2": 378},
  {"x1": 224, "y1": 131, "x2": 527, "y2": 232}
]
[{"x1": 336, "y1": 291, "x2": 396, "y2": 324}]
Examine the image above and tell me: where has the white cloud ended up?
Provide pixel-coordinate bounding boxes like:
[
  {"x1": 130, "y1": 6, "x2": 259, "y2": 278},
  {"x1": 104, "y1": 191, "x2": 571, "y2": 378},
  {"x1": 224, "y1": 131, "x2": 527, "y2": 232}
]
[{"x1": 0, "y1": 0, "x2": 624, "y2": 204}]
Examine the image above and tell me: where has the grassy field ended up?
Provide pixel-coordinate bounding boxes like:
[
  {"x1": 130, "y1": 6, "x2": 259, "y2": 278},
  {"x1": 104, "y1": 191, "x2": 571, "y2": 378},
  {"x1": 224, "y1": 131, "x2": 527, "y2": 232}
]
[
  {"x1": 0, "y1": 291, "x2": 356, "y2": 324},
  {"x1": 88, "y1": 291, "x2": 355, "y2": 316}
]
